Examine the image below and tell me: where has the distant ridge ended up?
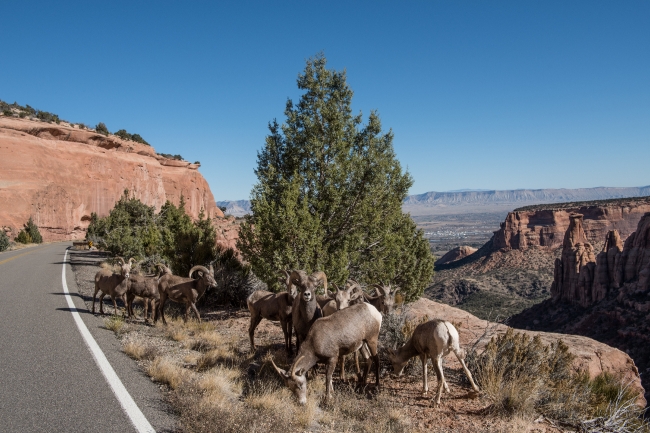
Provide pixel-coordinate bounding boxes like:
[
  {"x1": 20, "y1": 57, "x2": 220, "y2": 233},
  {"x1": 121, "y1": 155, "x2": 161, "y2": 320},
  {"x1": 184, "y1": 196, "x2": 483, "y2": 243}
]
[
  {"x1": 219, "y1": 186, "x2": 650, "y2": 217},
  {"x1": 403, "y1": 186, "x2": 650, "y2": 215}
]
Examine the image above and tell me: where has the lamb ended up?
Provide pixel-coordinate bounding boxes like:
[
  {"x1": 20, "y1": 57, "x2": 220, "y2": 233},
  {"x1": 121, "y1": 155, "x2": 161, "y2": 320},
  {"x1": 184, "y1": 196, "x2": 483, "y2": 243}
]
[
  {"x1": 247, "y1": 270, "x2": 295, "y2": 355},
  {"x1": 155, "y1": 264, "x2": 217, "y2": 324},
  {"x1": 363, "y1": 284, "x2": 399, "y2": 314},
  {"x1": 126, "y1": 273, "x2": 161, "y2": 322},
  {"x1": 387, "y1": 320, "x2": 480, "y2": 406},
  {"x1": 290, "y1": 270, "x2": 326, "y2": 351},
  {"x1": 92, "y1": 257, "x2": 134, "y2": 315},
  {"x1": 271, "y1": 302, "x2": 383, "y2": 404}
]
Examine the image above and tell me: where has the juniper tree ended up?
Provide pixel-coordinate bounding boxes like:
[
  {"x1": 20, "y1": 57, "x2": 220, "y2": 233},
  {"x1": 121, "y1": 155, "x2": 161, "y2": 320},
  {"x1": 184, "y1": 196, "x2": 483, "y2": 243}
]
[{"x1": 238, "y1": 54, "x2": 433, "y2": 301}]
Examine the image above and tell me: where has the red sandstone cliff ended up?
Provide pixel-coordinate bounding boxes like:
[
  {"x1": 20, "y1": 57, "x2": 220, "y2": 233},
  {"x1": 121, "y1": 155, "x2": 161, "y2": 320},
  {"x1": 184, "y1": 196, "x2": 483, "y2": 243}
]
[
  {"x1": 0, "y1": 117, "x2": 224, "y2": 241},
  {"x1": 492, "y1": 199, "x2": 650, "y2": 251}
]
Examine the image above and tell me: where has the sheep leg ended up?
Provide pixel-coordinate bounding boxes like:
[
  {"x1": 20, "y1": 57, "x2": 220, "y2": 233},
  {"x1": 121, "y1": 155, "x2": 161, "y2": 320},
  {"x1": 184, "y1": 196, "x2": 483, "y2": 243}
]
[
  {"x1": 126, "y1": 293, "x2": 135, "y2": 318},
  {"x1": 158, "y1": 295, "x2": 167, "y2": 325},
  {"x1": 98, "y1": 292, "x2": 107, "y2": 315},
  {"x1": 366, "y1": 338, "x2": 380, "y2": 391},
  {"x1": 248, "y1": 314, "x2": 262, "y2": 351},
  {"x1": 421, "y1": 353, "x2": 429, "y2": 396},
  {"x1": 325, "y1": 357, "x2": 337, "y2": 401},
  {"x1": 142, "y1": 298, "x2": 148, "y2": 321},
  {"x1": 285, "y1": 318, "x2": 293, "y2": 356},
  {"x1": 111, "y1": 295, "x2": 119, "y2": 315},
  {"x1": 354, "y1": 350, "x2": 361, "y2": 378},
  {"x1": 92, "y1": 285, "x2": 100, "y2": 314},
  {"x1": 456, "y1": 352, "x2": 480, "y2": 392},
  {"x1": 432, "y1": 355, "x2": 445, "y2": 406},
  {"x1": 190, "y1": 303, "x2": 201, "y2": 322},
  {"x1": 338, "y1": 355, "x2": 346, "y2": 381}
]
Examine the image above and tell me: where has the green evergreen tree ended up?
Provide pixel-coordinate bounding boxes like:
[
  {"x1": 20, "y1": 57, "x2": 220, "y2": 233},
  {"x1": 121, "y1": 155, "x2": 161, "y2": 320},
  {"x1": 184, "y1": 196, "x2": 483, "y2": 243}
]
[
  {"x1": 238, "y1": 54, "x2": 433, "y2": 301},
  {"x1": 15, "y1": 217, "x2": 43, "y2": 244},
  {"x1": 0, "y1": 230, "x2": 10, "y2": 251}
]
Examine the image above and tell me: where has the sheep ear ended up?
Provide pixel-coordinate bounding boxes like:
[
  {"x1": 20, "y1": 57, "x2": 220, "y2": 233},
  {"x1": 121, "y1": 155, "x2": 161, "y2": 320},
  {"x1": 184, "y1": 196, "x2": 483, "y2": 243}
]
[{"x1": 295, "y1": 368, "x2": 305, "y2": 377}]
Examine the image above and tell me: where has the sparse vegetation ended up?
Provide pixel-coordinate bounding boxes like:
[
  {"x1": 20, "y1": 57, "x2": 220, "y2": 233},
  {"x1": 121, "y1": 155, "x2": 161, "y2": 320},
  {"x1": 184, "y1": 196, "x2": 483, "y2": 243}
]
[
  {"x1": 14, "y1": 217, "x2": 43, "y2": 244},
  {"x1": 0, "y1": 230, "x2": 9, "y2": 252},
  {"x1": 114, "y1": 129, "x2": 150, "y2": 145},
  {"x1": 157, "y1": 153, "x2": 184, "y2": 161},
  {"x1": 515, "y1": 195, "x2": 650, "y2": 212},
  {"x1": 466, "y1": 328, "x2": 647, "y2": 430},
  {"x1": 95, "y1": 122, "x2": 109, "y2": 136}
]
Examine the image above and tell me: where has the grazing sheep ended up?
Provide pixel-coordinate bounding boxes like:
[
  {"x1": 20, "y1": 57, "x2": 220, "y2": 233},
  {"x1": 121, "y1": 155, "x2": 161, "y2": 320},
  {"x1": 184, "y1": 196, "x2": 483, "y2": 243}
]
[
  {"x1": 387, "y1": 320, "x2": 479, "y2": 406},
  {"x1": 247, "y1": 270, "x2": 295, "y2": 355},
  {"x1": 363, "y1": 284, "x2": 399, "y2": 314},
  {"x1": 92, "y1": 257, "x2": 134, "y2": 315},
  {"x1": 155, "y1": 264, "x2": 217, "y2": 324},
  {"x1": 272, "y1": 302, "x2": 383, "y2": 404},
  {"x1": 291, "y1": 270, "x2": 326, "y2": 351}
]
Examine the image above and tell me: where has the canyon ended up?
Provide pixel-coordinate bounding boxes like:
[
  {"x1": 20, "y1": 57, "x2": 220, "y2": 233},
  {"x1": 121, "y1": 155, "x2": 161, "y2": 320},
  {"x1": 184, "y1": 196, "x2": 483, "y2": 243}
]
[{"x1": 0, "y1": 116, "x2": 224, "y2": 242}]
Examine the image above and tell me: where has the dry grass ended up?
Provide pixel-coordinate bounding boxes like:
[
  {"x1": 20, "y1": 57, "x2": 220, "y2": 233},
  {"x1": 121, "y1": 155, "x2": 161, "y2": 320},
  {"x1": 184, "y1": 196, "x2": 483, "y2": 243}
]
[
  {"x1": 104, "y1": 315, "x2": 126, "y2": 333},
  {"x1": 122, "y1": 341, "x2": 158, "y2": 361},
  {"x1": 148, "y1": 356, "x2": 192, "y2": 390}
]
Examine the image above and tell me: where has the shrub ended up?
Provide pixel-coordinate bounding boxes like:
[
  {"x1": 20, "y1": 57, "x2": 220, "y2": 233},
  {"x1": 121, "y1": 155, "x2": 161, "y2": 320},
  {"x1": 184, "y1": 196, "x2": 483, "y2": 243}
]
[
  {"x1": 466, "y1": 328, "x2": 647, "y2": 428},
  {"x1": 15, "y1": 217, "x2": 43, "y2": 244},
  {"x1": 206, "y1": 247, "x2": 262, "y2": 307},
  {"x1": 0, "y1": 230, "x2": 9, "y2": 251},
  {"x1": 95, "y1": 122, "x2": 109, "y2": 136}
]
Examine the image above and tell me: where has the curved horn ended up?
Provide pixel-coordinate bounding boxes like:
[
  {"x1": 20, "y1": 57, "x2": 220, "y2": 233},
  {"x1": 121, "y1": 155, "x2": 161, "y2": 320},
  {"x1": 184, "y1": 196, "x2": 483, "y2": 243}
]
[
  {"x1": 270, "y1": 358, "x2": 287, "y2": 378},
  {"x1": 310, "y1": 271, "x2": 328, "y2": 291},
  {"x1": 115, "y1": 257, "x2": 125, "y2": 266},
  {"x1": 189, "y1": 265, "x2": 210, "y2": 278},
  {"x1": 128, "y1": 257, "x2": 135, "y2": 265},
  {"x1": 290, "y1": 270, "x2": 307, "y2": 288},
  {"x1": 372, "y1": 284, "x2": 387, "y2": 296},
  {"x1": 291, "y1": 355, "x2": 305, "y2": 379}
]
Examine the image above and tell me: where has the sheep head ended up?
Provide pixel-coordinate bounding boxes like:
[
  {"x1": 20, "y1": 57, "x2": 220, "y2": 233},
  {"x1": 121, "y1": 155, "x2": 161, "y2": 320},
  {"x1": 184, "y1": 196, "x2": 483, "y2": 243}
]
[
  {"x1": 386, "y1": 348, "x2": 408, "y2": 376},
  {"x1": 189, "y1": 265, "x2": 217, "y2": 289},
  {"x1": 334, "y1": 280, "x2": 363, "y2": 310},
  {"x1": 371, "y1": 284, "x2": 399, "y2": 314},
  {"x1": 271, "y1": 356, "x2": 308, "y2": 405},
  {"x1": 116, "y1": 257, "x2": 133, "y2": 279}
]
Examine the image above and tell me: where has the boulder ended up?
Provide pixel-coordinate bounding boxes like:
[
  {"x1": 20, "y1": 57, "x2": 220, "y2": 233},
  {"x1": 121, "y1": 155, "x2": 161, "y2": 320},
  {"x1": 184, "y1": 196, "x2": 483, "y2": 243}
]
[{"x1": 435, "y1": 246, "x2": 478, "y2": 266}]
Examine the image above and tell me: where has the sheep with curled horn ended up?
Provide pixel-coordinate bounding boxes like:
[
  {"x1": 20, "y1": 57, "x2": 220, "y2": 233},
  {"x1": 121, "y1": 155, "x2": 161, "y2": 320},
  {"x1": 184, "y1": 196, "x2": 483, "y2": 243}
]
[
  {"x1": 363, "y1": 283, "x2": 400, "y2": 314},
  {"x1": 271, "y1": 301, "x2": 383, "y2": 404},
  {"x1": 155, "y1": 262, "x2": 217, "y2": 324},
  {"x1": 291, "y1": 270, "x2": 327, "y2": 352},
  {"x1": 93, "y1": 257, "x2": 134, "y2": 315},
  {"x1": 247, "y1": 270, "x2": 296, "y2": 355}
]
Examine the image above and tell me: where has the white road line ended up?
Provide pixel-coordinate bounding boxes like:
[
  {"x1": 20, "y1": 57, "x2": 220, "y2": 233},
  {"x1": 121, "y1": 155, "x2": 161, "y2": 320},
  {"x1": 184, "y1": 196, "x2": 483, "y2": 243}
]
[{"x1": 61, "y1": 248, "x2": 156, "y2": 433}]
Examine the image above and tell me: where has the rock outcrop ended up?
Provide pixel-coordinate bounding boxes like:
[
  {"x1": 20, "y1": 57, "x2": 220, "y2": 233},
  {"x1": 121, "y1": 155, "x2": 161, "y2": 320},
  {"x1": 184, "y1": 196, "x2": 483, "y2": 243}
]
[
  {"x1": 0, "y1": 117, "x2": 223, "y2": 241},
  {"x1": 434, "y1": 245, "x2": 477, "y2": 266},
  {"x1": 407, "y1": 298, "x2": 645, "y2": 407},
  {"x1": 492, "y1": 199, "x2": 650, "y2": 251}
]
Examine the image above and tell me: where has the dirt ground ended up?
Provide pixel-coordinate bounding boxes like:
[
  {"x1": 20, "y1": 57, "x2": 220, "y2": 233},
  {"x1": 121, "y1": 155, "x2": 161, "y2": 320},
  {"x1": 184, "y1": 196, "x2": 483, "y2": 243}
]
[{"x1": 70, "y1": 250, "x2": 561, "y2": 433}]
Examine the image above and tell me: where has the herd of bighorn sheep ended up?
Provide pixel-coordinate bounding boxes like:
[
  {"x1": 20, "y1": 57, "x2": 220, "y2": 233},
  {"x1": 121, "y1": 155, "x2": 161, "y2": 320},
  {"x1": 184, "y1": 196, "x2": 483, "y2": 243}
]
[{"x1": 93, "y1": 260, "x2": 479, "y2": 406}]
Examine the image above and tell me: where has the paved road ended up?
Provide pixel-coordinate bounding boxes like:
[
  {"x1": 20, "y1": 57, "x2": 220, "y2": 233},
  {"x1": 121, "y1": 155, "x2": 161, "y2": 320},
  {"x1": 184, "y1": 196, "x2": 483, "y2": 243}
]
[{"x1": 0, "y1": 243, "x2": 176, "y2": 432}]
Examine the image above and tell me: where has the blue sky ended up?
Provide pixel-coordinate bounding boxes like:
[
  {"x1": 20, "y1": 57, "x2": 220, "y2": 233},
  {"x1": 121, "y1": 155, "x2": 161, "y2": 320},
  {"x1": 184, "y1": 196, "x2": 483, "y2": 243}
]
[{"x1": 2, "y1": 1, "x2": 648, "y2": 200}]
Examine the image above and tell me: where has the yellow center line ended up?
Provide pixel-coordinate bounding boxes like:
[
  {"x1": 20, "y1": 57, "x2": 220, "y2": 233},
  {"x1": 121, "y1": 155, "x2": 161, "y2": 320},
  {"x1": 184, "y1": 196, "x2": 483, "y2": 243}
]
[{"x1": 0, "y1": 248, "x2": 42, "y2": 265}]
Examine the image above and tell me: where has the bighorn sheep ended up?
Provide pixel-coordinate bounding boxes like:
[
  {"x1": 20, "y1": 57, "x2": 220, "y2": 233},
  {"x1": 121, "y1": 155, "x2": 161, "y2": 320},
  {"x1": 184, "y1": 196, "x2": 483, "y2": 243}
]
[
  {"x1": 322, "y1": 280, "x2": 369, "y2": 381},
  {"x1": 291, "y1": 270, "x2": 326, "y2": 351},
  {"x1": 155, "y1": 264, "x2": 217, "y2": 324},
  {"x1": 272, "y1": 302, "x2": 383, "y2": 404},
  {"x1": 321, "y1": 280, "x2": 364, "y2": 317},
  {"x1": 247, "y1": 270, "x2": 295, "y2": 355},
  {"x1": 126, "y1": 263, "x2": 170, "y2": 322},
  {"x1": 387, "y1": 320, "x2": 479, "y2": 406},
  {"x1": 363, "y1": 284, "x2": 399, "y2": 314},
  {"x1": 92, "y1": 257, "x2": 134, "y2": 315}
]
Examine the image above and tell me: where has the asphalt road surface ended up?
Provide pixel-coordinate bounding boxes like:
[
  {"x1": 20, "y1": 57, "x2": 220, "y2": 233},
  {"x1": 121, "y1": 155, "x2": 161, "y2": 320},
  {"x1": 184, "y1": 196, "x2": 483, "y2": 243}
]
[{"x1": 0, "y1": 243, "x2": 176, "y2": 432}]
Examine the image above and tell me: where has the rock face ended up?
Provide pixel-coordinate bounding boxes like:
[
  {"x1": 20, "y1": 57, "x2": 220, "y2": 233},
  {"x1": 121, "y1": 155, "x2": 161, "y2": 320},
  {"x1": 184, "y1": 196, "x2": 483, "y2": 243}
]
[
  {"x1": 0, "y1": 117, "x2": 223, "y2": 241},
  {"x1": 511, "y1": 212, "x2": 650, "y2": 403},
  {"x1": 434, "y1": 246, "x2": 477, "y2": 266},
  {"x1": 407, "y1": 298, "x2": 645, "y2": 406},
  {"x1": 492, "y1": 199, "x2": 650, "y2": 251}
]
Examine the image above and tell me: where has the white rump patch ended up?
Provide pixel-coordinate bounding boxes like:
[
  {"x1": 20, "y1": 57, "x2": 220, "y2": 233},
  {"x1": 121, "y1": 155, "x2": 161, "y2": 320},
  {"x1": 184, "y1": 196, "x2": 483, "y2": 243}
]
[{"x1": 364, "y1": 302, "x2": 383, "y2": 325}]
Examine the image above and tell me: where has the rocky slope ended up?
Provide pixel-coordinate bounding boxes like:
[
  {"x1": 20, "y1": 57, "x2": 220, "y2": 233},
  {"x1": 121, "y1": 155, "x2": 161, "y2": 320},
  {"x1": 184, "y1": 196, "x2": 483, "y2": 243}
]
[
  {"x1": 426, "y1": 197, "x2": 650, "y2": 320},
  {"x1": 0, "y1": 117, "x2": 224, "y2": 241},
  {"x1": 408, "y1": 297, "x2": 645, "y2": 406},
  {"x1": 510, "y1": 212, "x2": 650, "y2": 402}
]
